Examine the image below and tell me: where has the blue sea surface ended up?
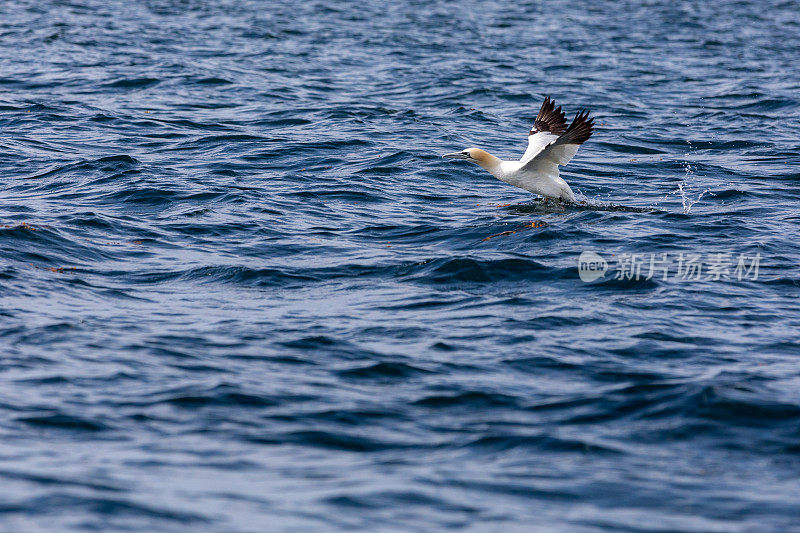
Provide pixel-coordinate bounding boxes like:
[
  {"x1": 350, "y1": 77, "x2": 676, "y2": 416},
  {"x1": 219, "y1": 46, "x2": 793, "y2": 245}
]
[{"x1": 2, "y1": 0, "x2": 800, "y2": 531}]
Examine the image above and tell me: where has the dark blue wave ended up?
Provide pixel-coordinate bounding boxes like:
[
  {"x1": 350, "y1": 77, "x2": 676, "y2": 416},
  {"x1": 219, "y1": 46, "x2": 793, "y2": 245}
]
[{"x1": 2, "y1": 0, "x2": 800, "y2": 530}]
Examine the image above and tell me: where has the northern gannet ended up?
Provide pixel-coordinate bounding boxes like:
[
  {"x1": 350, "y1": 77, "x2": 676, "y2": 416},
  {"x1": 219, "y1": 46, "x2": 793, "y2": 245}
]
[{"x1": 443, "y1": 97, "x2": 594, "y2": 201}]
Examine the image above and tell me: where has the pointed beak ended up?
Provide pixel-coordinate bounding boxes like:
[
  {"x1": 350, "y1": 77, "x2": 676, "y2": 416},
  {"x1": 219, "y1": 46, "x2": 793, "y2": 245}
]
[{"x1": 443, "y1": 152, "x2": 470, "y2": 160}]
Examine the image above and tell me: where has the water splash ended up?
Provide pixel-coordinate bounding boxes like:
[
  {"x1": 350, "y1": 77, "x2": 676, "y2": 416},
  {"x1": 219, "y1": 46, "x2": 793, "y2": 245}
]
[{"x1": 675, "y1": 161, "x2": 714, "y2": 214}]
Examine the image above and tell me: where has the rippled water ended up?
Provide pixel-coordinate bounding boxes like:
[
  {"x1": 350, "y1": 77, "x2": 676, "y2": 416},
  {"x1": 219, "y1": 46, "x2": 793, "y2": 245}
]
[{"x1": 2, "y1": 0, "x2": 800, "y2": 531}]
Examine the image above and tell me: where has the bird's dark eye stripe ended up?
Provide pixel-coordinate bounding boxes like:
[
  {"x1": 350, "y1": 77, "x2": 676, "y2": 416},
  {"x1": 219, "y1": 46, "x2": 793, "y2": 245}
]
[{"x1": 462, "y1": 151, "x2": 470, "y2": 156}]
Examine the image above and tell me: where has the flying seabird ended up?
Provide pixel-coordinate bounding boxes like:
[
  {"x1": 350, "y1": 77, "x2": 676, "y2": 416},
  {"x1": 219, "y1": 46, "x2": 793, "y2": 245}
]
[{"x1": 443, "y1": 97, "x2": 594, "y2": 201}]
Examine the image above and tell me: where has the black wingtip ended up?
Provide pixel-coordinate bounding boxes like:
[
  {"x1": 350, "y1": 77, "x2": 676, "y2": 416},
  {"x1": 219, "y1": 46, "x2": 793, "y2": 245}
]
[
  {"x1": 560, "y1": 109, "x2": 595, "y2": 145},
  {"x1": 531, "y1": 96, "x2": 567, "y2": 136}
]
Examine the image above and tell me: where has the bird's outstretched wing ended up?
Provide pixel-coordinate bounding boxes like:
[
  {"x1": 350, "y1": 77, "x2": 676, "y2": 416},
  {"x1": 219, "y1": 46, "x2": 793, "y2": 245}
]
[
  {"x1": 521, "y1": 110, "x2": 594, "y2": 174},
  {"x1": 520, "y1": 96, "x2": 567, "y2": 164}
]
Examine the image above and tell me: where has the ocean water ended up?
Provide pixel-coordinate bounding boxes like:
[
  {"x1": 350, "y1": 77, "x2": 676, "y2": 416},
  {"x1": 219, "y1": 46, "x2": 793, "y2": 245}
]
[{"x1": 2, "y1": 0, "x2": 800, "y2": 531}]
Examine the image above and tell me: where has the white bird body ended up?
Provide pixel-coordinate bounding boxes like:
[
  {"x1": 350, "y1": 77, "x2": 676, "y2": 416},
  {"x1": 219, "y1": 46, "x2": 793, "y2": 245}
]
[{"x1": 443, "y1": 97, "x2": 594, "y2": 202}]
